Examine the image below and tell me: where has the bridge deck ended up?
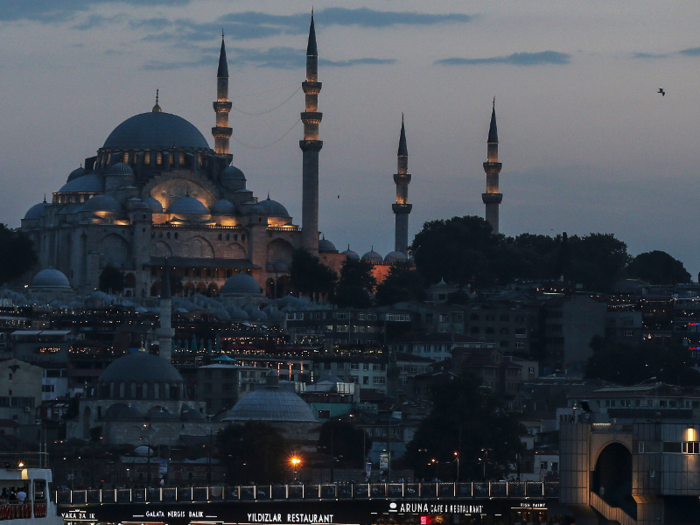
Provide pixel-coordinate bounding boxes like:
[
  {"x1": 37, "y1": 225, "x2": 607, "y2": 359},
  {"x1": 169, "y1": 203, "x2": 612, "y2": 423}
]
[{"x1": 56, "y1": 482, "x2": 559, "y2": 505}]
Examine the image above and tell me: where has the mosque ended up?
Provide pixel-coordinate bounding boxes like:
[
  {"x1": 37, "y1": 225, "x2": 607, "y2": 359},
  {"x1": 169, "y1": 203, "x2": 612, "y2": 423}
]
[{"x1": 20, "y1": 14, "x2": 504, "y2": 301}]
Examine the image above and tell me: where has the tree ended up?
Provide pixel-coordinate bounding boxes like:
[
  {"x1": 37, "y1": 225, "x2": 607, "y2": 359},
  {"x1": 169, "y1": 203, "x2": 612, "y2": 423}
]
[
  {"x1": 375, "y1": 262, "x2": 425, "y2": 306},
  {"x1": 333, "y1": 258, "x2": 376, "y2": 308},
  {"x1": 627, "y1": 250, "x2": 691, "y2": 285},
  {"x1": 0, "y1": 225, "x2": 37, "y2": 285},
  {"x1": 290, "y1": 249, "x2": 337, "y2": 300},
  {"x1": 567, "y1": 233, "x2": 630, "y2": 291},
  {"x1": 404, "y1": 372, "x2": 523, "y2": 480},
  {"x1": 585, "y1": 339, "x2": 700, "y2": 386},
  {"x1": 318, "y1": 420, "x2": 371, "y2": 468},
  {"x1": 99, "y1": 265, "x2": 124, "y2": 293},
  {"x1": 216, "y1": 421, "x2": 290, "y2": 484}
]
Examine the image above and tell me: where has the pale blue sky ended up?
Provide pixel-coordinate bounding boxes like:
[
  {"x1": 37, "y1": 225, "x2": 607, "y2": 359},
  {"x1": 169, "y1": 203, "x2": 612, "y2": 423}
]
[{"x1": 1, "y1": 1, "x2": 699, "y2": 275}]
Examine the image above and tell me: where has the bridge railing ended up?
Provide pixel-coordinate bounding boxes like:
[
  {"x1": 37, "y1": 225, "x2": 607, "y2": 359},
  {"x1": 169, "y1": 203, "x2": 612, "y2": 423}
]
[{"x1": 56, "y1": 482, "x2": 559, "y2": 505}]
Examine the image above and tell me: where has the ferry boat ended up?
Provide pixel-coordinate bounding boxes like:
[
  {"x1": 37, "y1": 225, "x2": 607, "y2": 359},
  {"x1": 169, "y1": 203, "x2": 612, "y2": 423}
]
[{"x1": 0, "y1": 453, "x2": 62, "y2": 525}]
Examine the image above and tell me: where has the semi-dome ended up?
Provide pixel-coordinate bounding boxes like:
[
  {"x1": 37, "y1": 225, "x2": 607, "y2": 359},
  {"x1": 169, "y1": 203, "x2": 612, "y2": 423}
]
[
  {"x1": 319, "y1": 238, "x2": 337, "y2": 253},
  {"x1": 58, "y1": 173, "x2": 105, "y2": 193},
  {"x1": 99, "y1": 351, "x2": 183, "y2": 383},
  {"x1": 211, "y1": 199, "x2": 236, "y2": 215},
  {"x1": 106, "y1": 162, "x2": 134, "y2": 177},
  {"x1": 222, "y1": 273, "x2": 261, "y2": 295},
  {"x1": 67, "y1": 166, "x2": 86, "y2": 182},
  {"x1": 103, "y1": 112, "x2": 211, "y2": 151},
  {"x1": 143, "y1": 197, "x2": 163, "y2": 213},
  {"x1": 384, "y1": 251, "x2": 408, "y2": 263},
  {"x1": 342, "y1": 246, "x2": 360, "y2": 260},
  {"x1": 167, "y1": 196, "x2": 209, "y2": 215},
  {"x1": 32, "y1": 269, "x2": 71, "y2": 289},
  {"x1": 258, "y1": 197, "x2": 289, "y2": 217},
  {"x1": 226, "y1": 371, "x2": 315, "y2": 422},
  {"x1": 362, "y1": 249, "x2": 384, "y2": 263},
  {"x1": 83, "y1": 194, "x2": 123, "y2": 213},
  {"x1": 24, "y1": 202, "x2": 48, "y2": 220},
  {"x1": 221, "y1": 165, "x2": 246, "y2": 180}
]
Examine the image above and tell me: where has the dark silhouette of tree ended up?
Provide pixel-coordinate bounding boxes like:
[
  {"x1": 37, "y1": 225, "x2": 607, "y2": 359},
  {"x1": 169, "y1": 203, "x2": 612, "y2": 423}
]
[
  {"x1": 0, "y1": 225, "x2": 37, "y2": 285},
  {"x1": 567, "y1": 233, "x2": 630, "y2": 291},
  {"x1": 627, "y1": 250, "x2": 691, "y2": 285},
  {"x1": 318, "y1": 420, "x2": 371, "y2": 468},
  {"x1": 375, "y1": 262, "x2": 425, "y2": 306},
  {"x1": 99, "y1": 265, "x2": 124, "y2": 293},
  {"x1": 411, "y1": 216, "x2": 501, "y2": 289},
  {"x1": 585, "y1": 337, "x2": 700, "y2": 386},
  {"x1": 290, "y1": 249, "x2": 337, "y2": 300},
  {"x1": 216, "y1": 421, "x2": 289, "y2": 484},
  {"x1": 333, "y1": 258, "x2": 376, "y2": 308},
  {"x1": 404, "y1": 372, "x2": 523, "y2": 480}
]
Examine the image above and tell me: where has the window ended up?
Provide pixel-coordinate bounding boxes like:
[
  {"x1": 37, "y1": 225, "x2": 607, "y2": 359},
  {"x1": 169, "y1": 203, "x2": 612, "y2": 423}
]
[
  {"x1": 624, "y1": 330, "x2": 634, "y2": 337},
  {"x1": 662, "y1": 442, "x2": 682, "y2": 453},
  {"x1": 540, "y1": 461, "x2": 548, "y2": 470},
  {"x1": 683, "y1": 442, "x2": 700, "y2": 454},
  {"x1": 372, "y1": 377, "x2": 386, "y2": 385},
  {"x1": 363, "y1": 363, "x2": 370, "y2": 371},
  {"x1": 351, "y1": 363, "x2": 359, "y2": 370},
  {"x1": 335, "y1": 312, "x2": 349, "y2": 320},
  {"x1": 500, "y1": 314, "x2": 509, "y2": 322},
  {"x1": 363, "y1": 376, "x2": 369, "y2": 385}
]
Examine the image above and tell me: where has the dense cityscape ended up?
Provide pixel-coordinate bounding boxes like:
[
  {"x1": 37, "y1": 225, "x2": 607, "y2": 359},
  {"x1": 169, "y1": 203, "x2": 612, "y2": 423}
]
[{"x1": 1, "y1": 4, "x2": 700, "y2": 525}]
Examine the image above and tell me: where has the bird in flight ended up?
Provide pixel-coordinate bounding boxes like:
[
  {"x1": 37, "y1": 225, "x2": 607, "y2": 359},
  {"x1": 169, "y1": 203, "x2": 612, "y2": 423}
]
[{"x1": 658, "y1": 88, "x2": 665, "y2": 96}]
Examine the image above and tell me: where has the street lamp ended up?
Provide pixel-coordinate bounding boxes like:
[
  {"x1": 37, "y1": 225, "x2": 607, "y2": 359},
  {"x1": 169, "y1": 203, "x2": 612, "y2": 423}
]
[
  {"x1": 430, "y1": 458, "x2": 439, "y2": 481},
  {"x1": 291, "y1": 457, "x2": 301, "y2": 481},
  {"x1": 453, "y1": 452, "x2": 460, "y2": 481}
]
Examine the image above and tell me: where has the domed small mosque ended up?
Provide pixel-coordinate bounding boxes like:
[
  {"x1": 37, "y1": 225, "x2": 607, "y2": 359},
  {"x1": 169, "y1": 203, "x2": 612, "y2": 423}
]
[{"x1": 67, "y1": 349, "x2": 210, "y2": 446}]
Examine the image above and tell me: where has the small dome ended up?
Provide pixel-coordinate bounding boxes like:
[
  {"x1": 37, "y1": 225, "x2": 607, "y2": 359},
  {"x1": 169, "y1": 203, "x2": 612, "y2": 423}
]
[
  {"x1": 128, "y1": 198, "x2": 151, "y2": 211},
  {"x1": 342, "y1": 246, "x2": 360, "y2": 260},
  {"x1": 104, "y1": 403, "x2": 142, "y2": 419},
  {"x1": 384, "y1": 251, "x2": 408, "y2": 263},
  {"x1": 58, "y1": 173, "x2": 104, "y2": 193},
  {"x1": 259, "y1": 197, "x2": 289, "y2": 218},
  {"x1": 242, "y1": 202, "x2": 267, "y2": 216},
  {"x1": 83, "y1": 194, "x2": 123, "y2": 213},
  {"x1": 222, "y1": 273, "x2": 261, "y2": 295},
  {"x1": 226, "y1": 372, "x2": 315, "y2": 423},
  {"x1": 230, "y1": 309, "x2": 250, "y2": 320},
  {"x1": 213, "y1": 307, "x2": 230, "y2": 320},
  {"x1": 32, "y1": 269, "x2": 71, "y2": 289},
  {"x1": 67, "y1": 166, "x2": 86, "y2": 182},
  {"x1": 319, "y1": 238, "x2": 337, "y2": 253},
  {"x1": 211, "y1": 199, "x2": 236, "y2": 215},
  {"x1": 180, "y1": 404, "x2": 204, "y2": 420},
  {"x1": 106, "y1": 162, "x2": 134, "y2": 177},
  {"x1": 221, "y1": 165, "x2": 246, "y2": 180},
  {"x1": 24, "y1": 202, "x2": 48, "y2": 220},
  {"x1": 167, "y1": 196, "x2": 209, "y2": 215},
  {"x1": 143, "y1": 197, "x2": 163, "y2": 213},
  {"x1": 362, "y1": 249, "x2": 384, "y2": 263},
  {"x1": 99, "y1": 352, "x2": 184, "y2": 383},
  {"x1": 250, "y1": 309, "x2": 268, "y2": 321}
]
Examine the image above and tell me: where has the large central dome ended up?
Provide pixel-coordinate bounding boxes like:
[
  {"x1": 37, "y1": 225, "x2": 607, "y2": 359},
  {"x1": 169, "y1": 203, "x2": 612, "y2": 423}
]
[{"x1": 103, "y1": 112, "x2": 211, "y2": 151}]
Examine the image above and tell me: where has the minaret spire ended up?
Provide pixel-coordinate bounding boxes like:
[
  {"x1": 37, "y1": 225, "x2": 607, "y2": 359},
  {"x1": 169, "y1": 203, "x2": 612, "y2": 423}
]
[
  {"x1": 482, "y1": 98, "x2": 503, "y2": 234},
  {"x1": 300, "y1": 11, "x2": 323, "y2": 254},
  {"x1": 212, "y1": 32, "x2": 233, "y2": 161},
  {"x1": 393, "y1": 114, "x2": 412, "y2": 254},
  {"x1": 152, "y1": 89, "x2": 162, "y2": 113}
]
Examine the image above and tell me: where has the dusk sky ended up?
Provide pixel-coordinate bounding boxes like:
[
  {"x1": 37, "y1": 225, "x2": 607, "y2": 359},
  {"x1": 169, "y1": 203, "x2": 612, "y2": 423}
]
[{"x1": 2, "y1": 1, "x2": 699, "y2": 275}]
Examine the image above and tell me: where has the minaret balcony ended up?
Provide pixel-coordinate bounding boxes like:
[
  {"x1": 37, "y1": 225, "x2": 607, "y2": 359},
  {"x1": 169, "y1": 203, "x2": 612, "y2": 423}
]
[
  {"x1": 482, "y1": 193, "x2": 503, "y2": 204},
  {"x1": 301, "y1": 112, "x2": 323, "y2": 124},
  {"x1": 299, "y1": 140, "x2": 323, "y2": 152},
  {"x1": 213, "y1": 101, "x2": 232, "y2": 112},
  {"x1": 483, "y1": 162, "x2": 502, "y2": 174},
  {"x1": 302, "y1": 81, "x2": 322, "y2": 94},
  {"x1": 392, "y1": 203, "x2": 413, "y2": 214},
  {"x1": 212, "y1": 127, "x2": 233, "y2": 138},
  {"x1": 393, "y1": 173, "x2": 412, "y2": 184}
]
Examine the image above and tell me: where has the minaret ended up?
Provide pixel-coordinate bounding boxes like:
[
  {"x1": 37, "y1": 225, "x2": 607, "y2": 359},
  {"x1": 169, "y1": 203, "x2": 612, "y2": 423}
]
[
  {"x1": 392, "y1": 114, "x2": 412, "y2": 254},
  {"x1": 300, "y1": 12, "x2": 323, "y2": 254},
  {"x1": 482, "y1": 98, "x2": 503, "y2": 234},
  {"x1": 212, "y1": 31, "x2": 233, "y2": 162},
  {"x1": 157, "y1": 261, "x2": 175, "y2": 363}
]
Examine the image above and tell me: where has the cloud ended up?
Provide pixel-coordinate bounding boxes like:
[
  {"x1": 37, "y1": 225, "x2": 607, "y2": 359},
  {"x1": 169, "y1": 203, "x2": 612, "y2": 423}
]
[
  {"x1": 631, "y1": 52, "x2": 669, "y2": 59},
  {"x1": 320, "y1": 58, "x2": 397, "y2": 67},
  {"x1": 679, "y1": 46, "x2": 700, "y2": 57},
  {"x1": 0, "y1": 0, "x2": 191, "y2": 23},
  {"x1": 436, "y1": 51, "x2": 570, "y2": 66}
]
